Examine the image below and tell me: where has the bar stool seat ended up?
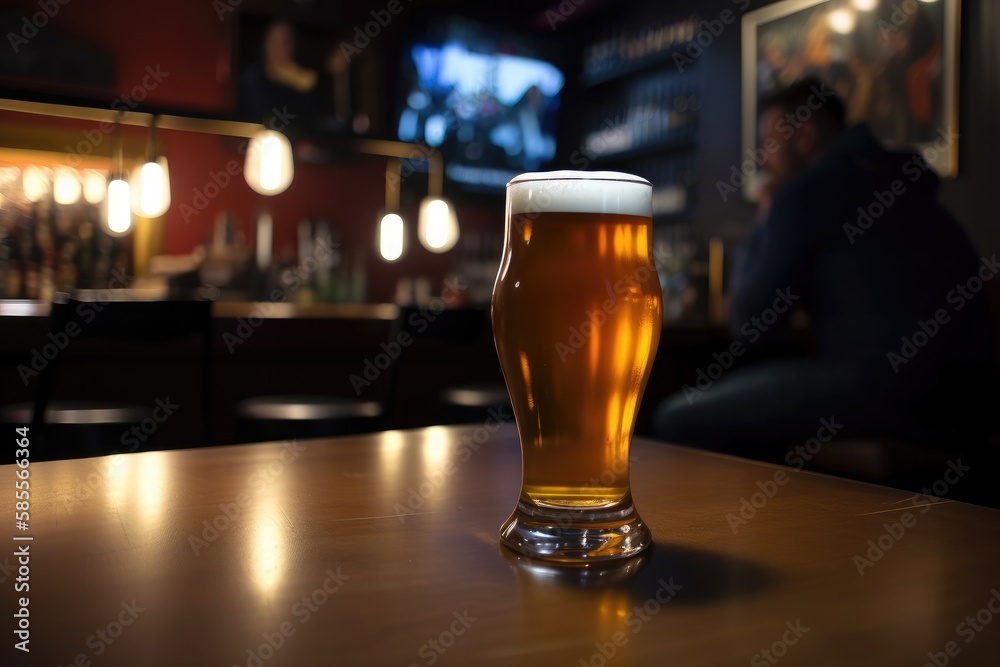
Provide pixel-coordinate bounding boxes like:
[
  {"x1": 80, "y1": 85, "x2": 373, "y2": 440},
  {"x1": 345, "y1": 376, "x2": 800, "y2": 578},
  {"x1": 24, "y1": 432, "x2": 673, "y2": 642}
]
[
  {"x1": 234, "y1": 395, "x2": 383, "y2": 443},
  {"x1": 1, "y1": 400, "x2": 152, "y2": 460},
  {"x1": 1, "y1": 400, "x2": 149, "y2": 425},
  {"x1": 438, "y1": 384, "x2": 512, "y2": 424}
]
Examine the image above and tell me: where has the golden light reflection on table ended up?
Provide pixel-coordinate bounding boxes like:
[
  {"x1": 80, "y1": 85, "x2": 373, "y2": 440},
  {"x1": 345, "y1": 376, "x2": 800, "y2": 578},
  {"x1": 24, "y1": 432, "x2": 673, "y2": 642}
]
[
  {"x1": 421, "y1": 426, "x2": 451, "y2": 471},
  {"x1": 378, "y1": 429, "x2": 407, "y2": 481},
  {"x1": 136, "y1": 452, "x2": 169, "y2": 521},
  {"x1": 102, "y1": 452, "x2": 169, "y2": 524},
  {"x1": 251, "y1": 512, "x2": 286, "y2": 595}
]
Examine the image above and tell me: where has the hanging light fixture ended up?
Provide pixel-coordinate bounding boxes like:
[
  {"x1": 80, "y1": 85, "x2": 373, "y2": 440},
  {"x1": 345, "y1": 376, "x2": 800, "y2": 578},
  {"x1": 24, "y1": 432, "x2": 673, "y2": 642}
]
[
  {"x1": 105, "y1": 121, "x2": 133, "y2": 236},
  {"x1": 82, "y1": 169, "x2": 107, "y2": 204},
  {"x1": 53, "y1": 167, "x2": 82, "y2": 205},
  {"x1": 379, "y1": 158, "x2": 405, "y2": 262},
  {"x1": 417, "y1": 151, "x2": 459, "y2": 252},
  {"x1": 22, "y1": 165, "x2": 49, "y2": 202},
  {"x1": 417, "y1": 197, "x2": 459, "y2": 252},
  {"x1": 130, "y1": 118, "x2": 171, "y2": 217},
  {"x1": 244, "y1": 128, "x2": 293, "y2": 195},
  {"x1": 379, "y1": 213, "x2": 405, "y2": 262}
]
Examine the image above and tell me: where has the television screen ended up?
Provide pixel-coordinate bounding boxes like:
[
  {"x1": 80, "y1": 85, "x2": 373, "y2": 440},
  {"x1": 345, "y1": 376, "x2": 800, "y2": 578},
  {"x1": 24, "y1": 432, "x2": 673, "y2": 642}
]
[{"x1": 397, "y1": 19, "x2": 564, "y2": 191}]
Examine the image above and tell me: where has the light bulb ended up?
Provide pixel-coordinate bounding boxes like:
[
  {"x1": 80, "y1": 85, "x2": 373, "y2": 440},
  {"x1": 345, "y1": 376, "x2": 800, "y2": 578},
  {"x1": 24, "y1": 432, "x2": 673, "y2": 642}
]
[
  {"x1": 53, "y1": 167, "x2": 82, "y2": 205},
  {"x1": 417, "y1": 197, "x2": 459, "y2": 252},
  {"x1": 852, "y1": 0, "x2": 877, "y2": 10},
  {"x1": 83, "y1": 170, "x2": 107, "y2": 204},
  {"x1": 23, "y1": 166, "x2": 49, "y2": 202},
  {"x1": 379, "y1": 213, "x2": 405, "y2": 262},
  {"x1": 245, "y1": 129, "x2": 294, "y2": 195},
  {"x1": 131, "y1": 156, "x2": 171, "y2": 217},
  {"x1": 106, "y1": 178, "x2": 133, "y2": 235},
  {"x1": 828, "y1": 8, "x2": 856, "y2": 34}
]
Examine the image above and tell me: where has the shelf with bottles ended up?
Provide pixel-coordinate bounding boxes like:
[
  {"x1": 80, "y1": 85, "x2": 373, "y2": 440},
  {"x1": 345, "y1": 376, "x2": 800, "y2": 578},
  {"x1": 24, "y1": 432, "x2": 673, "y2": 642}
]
[
  {"x1": 581, "y1": 68, "x2": 700, "y2": 164},
  {"x1": 0, "y1": 171, "x2": 134, "y2": 301},
  {"x1": 637, "y1": 155, "x2": 698, "y2": 221},
  {"x1": 581, "y1": 15, "x2": 702, "y2": 88}
]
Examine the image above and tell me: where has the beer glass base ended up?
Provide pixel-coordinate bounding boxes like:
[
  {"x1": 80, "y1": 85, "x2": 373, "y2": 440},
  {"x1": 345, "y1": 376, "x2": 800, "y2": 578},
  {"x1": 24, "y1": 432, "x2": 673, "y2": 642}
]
[{"x1": 499, "y1": 498, "x2": 652, "y2": 563}]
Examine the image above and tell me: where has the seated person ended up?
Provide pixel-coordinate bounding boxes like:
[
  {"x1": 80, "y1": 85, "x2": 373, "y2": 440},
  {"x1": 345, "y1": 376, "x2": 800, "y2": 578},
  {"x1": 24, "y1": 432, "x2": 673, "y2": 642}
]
[{"x1": 652, "y1": 78, "x2": 996, "y2": 457}]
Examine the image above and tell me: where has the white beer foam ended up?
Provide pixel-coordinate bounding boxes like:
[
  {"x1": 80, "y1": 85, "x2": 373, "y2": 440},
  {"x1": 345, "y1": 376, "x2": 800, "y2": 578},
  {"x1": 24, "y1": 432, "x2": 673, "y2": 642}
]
[{"x1": 507, "y1": 170, "x2": 651, "y2": 216}]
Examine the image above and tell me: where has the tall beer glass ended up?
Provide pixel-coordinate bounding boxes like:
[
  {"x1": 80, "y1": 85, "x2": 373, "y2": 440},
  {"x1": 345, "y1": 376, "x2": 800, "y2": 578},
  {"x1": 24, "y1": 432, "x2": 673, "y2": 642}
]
[{"x1": 493, "y1": 171, "x2": 661, "y2": 562}]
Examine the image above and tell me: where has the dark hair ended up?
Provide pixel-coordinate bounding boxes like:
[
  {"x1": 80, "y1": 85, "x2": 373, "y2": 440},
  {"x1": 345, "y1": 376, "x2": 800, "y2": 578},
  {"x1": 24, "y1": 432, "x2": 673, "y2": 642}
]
[{"x1": 758, "y1": 77, "x2": 846, "y2": 130}]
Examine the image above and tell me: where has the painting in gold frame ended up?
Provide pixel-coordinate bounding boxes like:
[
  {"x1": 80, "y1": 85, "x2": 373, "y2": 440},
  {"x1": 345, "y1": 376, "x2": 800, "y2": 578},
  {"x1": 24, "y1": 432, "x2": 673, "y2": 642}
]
[{"x1": 741, "y1": 0, "x2": 960, "y2": 200}]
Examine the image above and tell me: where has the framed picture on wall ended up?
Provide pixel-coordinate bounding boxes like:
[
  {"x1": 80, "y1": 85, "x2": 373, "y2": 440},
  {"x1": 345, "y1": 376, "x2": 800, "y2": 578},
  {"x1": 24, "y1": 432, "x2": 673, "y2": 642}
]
[{"x1": 741, "y1": 0, "x2": 960, "y2": 200}]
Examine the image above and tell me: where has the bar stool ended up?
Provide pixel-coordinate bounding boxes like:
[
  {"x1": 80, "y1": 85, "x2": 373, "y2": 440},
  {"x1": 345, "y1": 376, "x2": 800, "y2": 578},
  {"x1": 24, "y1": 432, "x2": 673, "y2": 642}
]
[
  {"x1": 0, "y1": 292, "x2": 214, "y2": 461},
  {"x1": 233, "y1": 395, "x2": 383, "y2": 442},
  {"x1": 231, "y1": 315, "x2": 396, "y2": 443}
]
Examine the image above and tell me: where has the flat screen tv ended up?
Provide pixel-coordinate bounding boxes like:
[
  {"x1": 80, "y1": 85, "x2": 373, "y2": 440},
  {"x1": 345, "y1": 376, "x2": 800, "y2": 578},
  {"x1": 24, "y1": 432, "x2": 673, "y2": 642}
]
[{"x1": 396, "y1": 18, "x2": 564, "y2": 191}]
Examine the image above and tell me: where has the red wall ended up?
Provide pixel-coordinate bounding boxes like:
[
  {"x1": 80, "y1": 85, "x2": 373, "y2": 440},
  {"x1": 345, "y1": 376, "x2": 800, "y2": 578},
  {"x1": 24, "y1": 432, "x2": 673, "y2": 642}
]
[{"x1": 10, "y1": 0, "x2": 501, "y2": 302}]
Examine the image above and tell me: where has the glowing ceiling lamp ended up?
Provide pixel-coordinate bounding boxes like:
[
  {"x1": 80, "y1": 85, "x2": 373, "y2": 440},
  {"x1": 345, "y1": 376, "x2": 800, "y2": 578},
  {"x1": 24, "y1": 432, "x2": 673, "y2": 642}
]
[
  {"x1": 828, "y1": 8, "x2": 857, "y2": 34},
  {"x1": 105, "y1": 122, "x2": 133, "y2": 236},
  {"x1": 82, "y1": 170, "x2": 107, "y2": 204},
  {"x1": 22, "y1": 165, "x2": 49, "y2": 202},
  {"x1": 131, "y1": 120, "x2": 171, "y2": 217},
  {"x1": 379, "y1": 158, "x2": 405, "y2": 262},
  {"x1": 417, "y1": 197, "x2": 459, "y2": 253},
  {"x1": 244, "y1": 128, "x2": 293, "y2": 195},
  {"x1": 379, "y1": 213, "x2": 405, "y2": 262},
  {"x1": 53, "y1": 167, "x2": 81, "y2": 205},
  {"x1": 417, "y1": 151, "x2": 459, "y2": 253}
]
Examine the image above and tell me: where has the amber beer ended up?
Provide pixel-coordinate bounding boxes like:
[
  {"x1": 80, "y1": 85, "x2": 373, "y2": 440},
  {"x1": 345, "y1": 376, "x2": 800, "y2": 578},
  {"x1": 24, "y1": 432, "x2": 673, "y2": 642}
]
[{"x1": 493, "y1": 171, "x2": 660, "y2": 562}]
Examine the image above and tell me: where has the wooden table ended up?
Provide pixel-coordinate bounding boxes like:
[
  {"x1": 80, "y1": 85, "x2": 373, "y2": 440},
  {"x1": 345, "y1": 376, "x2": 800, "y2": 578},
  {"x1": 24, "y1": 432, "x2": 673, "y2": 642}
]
[{"x1": 3, "y1": 425, "x2": 999, "y2": 667}]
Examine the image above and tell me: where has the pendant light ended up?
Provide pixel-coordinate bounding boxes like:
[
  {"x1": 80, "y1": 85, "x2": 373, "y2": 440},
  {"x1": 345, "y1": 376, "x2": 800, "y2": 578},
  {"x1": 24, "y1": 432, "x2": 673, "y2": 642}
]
[
  {"x1": 105, "y1": 121, "x2": 133, "y2": 236},
  {"x1": 417, "y1": 152, "x2": 458, "y2": 252},
  {"x1": 378, "y1": 158, "x2": 405, "y2": 262},
  {"x1": 244, "y1": 128, "x2": 293, "y2": 195},
  {"x1": 130, "y1": 118, "x2": 171, "y2": 217}
]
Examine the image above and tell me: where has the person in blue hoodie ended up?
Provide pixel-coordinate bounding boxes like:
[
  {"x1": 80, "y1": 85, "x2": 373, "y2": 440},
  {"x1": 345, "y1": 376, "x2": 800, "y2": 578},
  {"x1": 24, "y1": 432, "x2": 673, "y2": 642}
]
[{"x1": 653, "y1": 78, "x2": 996, "y2": 458}]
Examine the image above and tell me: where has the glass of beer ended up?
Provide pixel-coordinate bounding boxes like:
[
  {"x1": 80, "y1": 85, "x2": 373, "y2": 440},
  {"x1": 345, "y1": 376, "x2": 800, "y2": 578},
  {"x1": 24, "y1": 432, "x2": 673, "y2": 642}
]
[{"x1": 492, "y1": 171, "x2": 661, "y2": 562}]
